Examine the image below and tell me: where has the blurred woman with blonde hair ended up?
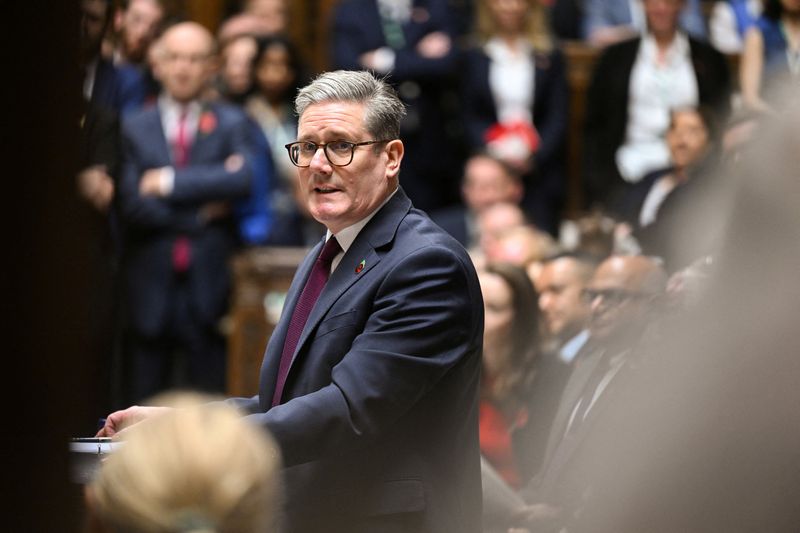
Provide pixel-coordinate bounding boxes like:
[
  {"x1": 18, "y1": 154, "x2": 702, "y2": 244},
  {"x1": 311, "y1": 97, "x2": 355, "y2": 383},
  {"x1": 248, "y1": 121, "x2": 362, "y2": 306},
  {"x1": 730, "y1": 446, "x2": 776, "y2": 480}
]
[
  {"x1": 85, "y1": 394, "x2": 282, "y2": 533},
  {"x1": 461, "y1": 0, "x2": 569, "y2": 235}
]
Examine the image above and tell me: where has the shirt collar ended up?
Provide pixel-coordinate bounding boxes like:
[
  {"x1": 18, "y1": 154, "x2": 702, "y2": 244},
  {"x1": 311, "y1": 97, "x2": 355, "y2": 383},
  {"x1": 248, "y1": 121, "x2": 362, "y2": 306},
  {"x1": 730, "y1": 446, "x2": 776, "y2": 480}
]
[
  {"x1": 327, "y1": 187, "x2": 399, "y2": 271},
  {"x1": 484, "y1": 37, "x2": 531, "y2": 60},
  {"x1": 158, "y1": 93, "x2": 202, "y2": 118},
  {"x1": 559, "y1": 329, "x2": 591, "y2": 364},
  {"x1": 641, "y1": 31, "x2": 690, "y2": 64}
]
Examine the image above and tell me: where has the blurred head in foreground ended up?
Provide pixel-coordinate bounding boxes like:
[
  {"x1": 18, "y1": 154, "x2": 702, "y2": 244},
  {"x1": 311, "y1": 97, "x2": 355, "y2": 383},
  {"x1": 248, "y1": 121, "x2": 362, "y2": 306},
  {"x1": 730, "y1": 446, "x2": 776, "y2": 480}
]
[{"x1": 86, "y1": 394, "x2": 282, "y2": 533}]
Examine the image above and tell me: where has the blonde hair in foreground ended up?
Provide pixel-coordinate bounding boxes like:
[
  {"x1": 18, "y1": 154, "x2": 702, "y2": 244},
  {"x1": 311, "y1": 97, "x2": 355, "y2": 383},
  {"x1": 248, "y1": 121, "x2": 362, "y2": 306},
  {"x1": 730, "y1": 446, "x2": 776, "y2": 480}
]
[{"x1": 88, "y1": 393, "x2": 282, "y2": 533}]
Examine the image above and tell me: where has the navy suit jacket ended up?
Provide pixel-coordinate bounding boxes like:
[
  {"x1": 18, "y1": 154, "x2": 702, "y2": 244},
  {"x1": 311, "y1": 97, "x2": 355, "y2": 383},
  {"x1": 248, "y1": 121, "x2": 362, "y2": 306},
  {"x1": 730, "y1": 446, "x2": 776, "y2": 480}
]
[
  {"x1": 331, "y1": 0, "x2": 464, "y2": 212},
  {"x1": 230, "y1": 189, "x2": 484, "y2": 533},
  {"x1": 429, "y1": 204, "x2": 472, "y2": 248},
  {"x1": 118, "y1": 101, "x2": 254, "y2": 337},
  {"x1": 92, "y1": 59, "x2": 146, "y2": 116}
]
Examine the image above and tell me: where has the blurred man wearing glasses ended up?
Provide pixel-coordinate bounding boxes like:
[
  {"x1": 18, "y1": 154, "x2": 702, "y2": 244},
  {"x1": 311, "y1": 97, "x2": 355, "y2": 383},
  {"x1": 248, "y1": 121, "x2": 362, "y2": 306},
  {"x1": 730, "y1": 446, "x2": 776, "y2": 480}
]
[
  {"x1": 507, "y1": 254, "x2": 666, "y2": 531},
  {"x1": 100, "y1": 70, "x2": 484, "y2": 533}
]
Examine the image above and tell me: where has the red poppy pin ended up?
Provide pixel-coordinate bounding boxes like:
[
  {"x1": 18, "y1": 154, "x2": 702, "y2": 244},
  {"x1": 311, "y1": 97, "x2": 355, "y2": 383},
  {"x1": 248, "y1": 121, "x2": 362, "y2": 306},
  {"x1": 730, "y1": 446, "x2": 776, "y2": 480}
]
[
  {"x1": 198, "y1": 111, "x2": 217, "y2": 135},
  {"x1": 355, "y1": 259, "x2": 366, "y2": 274}
]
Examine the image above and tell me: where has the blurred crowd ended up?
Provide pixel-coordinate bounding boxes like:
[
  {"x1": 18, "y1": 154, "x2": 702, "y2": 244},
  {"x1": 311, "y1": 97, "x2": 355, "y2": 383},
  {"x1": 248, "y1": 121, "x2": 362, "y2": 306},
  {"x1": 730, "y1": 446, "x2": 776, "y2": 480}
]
[{"x1": 77, "y1": 0, "x2": 799, "y2": 530}]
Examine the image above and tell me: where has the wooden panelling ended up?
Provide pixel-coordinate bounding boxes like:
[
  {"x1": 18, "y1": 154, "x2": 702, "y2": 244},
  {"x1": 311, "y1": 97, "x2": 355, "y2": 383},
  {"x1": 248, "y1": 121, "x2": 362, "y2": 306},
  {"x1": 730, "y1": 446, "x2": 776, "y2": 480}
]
[{"x1": 226, "y1": 247, "x2": 308, "y2": 397}]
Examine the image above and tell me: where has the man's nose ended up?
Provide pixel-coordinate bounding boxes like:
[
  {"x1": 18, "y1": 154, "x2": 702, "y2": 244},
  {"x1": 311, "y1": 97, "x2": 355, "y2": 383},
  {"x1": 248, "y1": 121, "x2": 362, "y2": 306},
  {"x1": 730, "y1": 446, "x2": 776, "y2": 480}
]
[
  {"x1": 539, "y1": 292, "x2": 553, "y2": 311},
  {"x1": 309, "y1": 147, "x2": 332, "y2": 172}
]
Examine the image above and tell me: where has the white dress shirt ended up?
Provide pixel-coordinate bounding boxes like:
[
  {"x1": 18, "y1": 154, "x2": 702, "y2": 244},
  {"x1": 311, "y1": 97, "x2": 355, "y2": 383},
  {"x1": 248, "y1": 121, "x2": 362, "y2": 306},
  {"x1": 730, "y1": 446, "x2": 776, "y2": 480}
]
[
  {"x1": 157, "y1": 94, "x2": 202, "y2": 193},
  {"x1": 485, "y1": 37, "x2": 535, "y2": 125},
  {"x1": 617, "y1": 33, "x2": 698, "y2": 183}
]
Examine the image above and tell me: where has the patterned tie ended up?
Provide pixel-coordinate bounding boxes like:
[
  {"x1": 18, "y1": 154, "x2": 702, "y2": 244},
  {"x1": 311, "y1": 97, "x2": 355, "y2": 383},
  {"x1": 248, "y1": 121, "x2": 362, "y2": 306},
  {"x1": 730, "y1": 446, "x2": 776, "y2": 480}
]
[
  {"x1": 271, "y1": 236, "x2": 342, "y2": 406},
  {"x1": 172, "y1": 110, "x2": 191, "y2": 273}
]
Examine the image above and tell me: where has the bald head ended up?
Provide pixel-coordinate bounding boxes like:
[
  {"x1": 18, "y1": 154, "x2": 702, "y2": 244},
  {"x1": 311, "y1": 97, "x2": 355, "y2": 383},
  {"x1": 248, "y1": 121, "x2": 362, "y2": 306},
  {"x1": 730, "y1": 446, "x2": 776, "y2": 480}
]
[
  {"x1": 156, "y1": 22, "x2": 217, "y2": 102},
  {"x1": 594, "y1": 256, "x2": 668, "y2": 294},
  {"x1": 586, "y1": 255, "x2": 667, "y2": 340}
]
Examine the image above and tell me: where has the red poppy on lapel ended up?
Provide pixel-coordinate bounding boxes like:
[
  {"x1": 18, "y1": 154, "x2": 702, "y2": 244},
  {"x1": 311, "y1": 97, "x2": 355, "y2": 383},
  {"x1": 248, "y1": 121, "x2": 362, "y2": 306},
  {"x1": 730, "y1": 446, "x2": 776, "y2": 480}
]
[
  {"x1": 355, "y1": 259, "x2": 366, "y2": 274},
  {"x1": 198, "y1": 110, "x2": 217, "y2": 135}
]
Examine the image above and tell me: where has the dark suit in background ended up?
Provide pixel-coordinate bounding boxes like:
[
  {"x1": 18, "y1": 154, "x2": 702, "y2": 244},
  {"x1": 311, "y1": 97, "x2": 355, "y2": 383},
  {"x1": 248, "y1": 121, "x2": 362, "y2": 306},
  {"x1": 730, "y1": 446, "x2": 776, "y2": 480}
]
[
  {"x1": 230, "y1": 189, "x2": 484, "y2": 533},
  {"x1": 79, "y1": 101, "x2": 122, "y2": 415},
  {"x1": 118, "y1": 101, "x2": 253, "y2": 402},
  {"x1": 429, "y1": 203, "x2": 472, "y2": 248},
  {"x1": 92, "y1": 58, "x2": 146, "y2": 116},
  {"x1": 460, "y1": 46, "x2": 569, "y2": 234},
  {"x1": 331, "y1": 0, "x2": 464, "y2": 213}
]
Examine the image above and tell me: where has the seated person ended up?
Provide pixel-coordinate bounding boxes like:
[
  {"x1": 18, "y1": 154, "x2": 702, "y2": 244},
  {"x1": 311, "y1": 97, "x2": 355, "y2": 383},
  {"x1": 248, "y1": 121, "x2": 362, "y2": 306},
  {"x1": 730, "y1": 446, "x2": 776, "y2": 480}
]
[
  {"x1": 709, "y1": 0, "x2": 762, "y2": 53},
  {"x1": 584, "y1": 0, "x2": 730, "y2": 212},
  {"x1": 486, "y1": 223, "x2": 560, "y2": 284},
  {"x1": 739, "y1": 0, "x2": 800, "y2": 113},
  {"x1": 478, "y1": 262, "x2": 541, "y2": 489},
  {"x1": 583, "y1": 0, "x2": 708, "y2": 47},
  {"x1": 629, "y1": 107, "x2": 724, "y2": 272},
  {"x1": 430, "y1": 152, "x2": 524, "y2": 249},
  {"x1": 85, "y1": 393, "x2": 282, "y2": 533},
  {"x1": 618, "y1": 106, "x2": 719, "y2": 231}
]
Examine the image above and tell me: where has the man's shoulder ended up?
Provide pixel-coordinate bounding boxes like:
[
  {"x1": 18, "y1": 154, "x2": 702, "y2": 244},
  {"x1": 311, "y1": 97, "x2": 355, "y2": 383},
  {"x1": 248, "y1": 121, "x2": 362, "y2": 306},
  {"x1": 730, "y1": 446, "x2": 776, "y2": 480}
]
[
  {"x1": 394, "y1": 208, "x2": 473, "y2": 263},
  {"x1": 205, "y1": 100, "x2": 249, "y2": 123},
  {"x1": 601, "y1": 36, "x2": 642, "y2": 60},
  {"x1": 121, "y1": 102, "x2": 159, "y2": 134}
]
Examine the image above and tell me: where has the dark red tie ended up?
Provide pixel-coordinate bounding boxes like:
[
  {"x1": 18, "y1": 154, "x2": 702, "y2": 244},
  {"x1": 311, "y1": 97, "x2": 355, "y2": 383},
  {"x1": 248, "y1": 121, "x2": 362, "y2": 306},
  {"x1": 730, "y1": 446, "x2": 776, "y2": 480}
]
[
  {"x1": 172, "y1": 110, "x2": 191, "y2": 273},
  {"x1": 272, "y1": 237, "x2": 342, "y2": 406}
]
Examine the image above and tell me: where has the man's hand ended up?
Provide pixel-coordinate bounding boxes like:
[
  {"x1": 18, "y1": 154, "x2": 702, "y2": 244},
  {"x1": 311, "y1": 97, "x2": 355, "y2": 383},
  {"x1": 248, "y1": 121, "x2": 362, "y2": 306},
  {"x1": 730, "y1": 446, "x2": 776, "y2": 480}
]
[
  {"x1": 139, "y1": 167, "x2": 169, "y2": 197},
  {"x1": 96, "y1": 405, "x2": 172, "y2": 438},
  {"x1": 77, "y1": 165, "x2": 114, "y2": 211},
  {"x1": 415, "y1": 31, "x2": 451, "y2": 59}
]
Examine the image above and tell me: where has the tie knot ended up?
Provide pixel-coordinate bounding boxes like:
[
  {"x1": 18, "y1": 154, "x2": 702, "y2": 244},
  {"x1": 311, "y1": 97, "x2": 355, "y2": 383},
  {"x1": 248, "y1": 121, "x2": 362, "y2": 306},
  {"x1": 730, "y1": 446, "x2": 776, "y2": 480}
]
[{"x1": 318, "y1": 236, "x2": 341, "y2": 266}]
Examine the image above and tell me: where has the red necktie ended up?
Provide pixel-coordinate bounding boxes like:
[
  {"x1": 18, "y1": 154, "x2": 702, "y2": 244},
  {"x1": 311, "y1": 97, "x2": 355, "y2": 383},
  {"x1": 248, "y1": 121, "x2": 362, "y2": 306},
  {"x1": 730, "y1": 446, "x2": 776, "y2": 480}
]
[
  {"x1": 172, "y1": 110, "x2": 191, "y2": 273},
  {"x1": 272, "y1": 237, "x2": 342, "y2": 406},
  {"x1": 174, "y1": 109, "x2": 189, "y2": 167}
]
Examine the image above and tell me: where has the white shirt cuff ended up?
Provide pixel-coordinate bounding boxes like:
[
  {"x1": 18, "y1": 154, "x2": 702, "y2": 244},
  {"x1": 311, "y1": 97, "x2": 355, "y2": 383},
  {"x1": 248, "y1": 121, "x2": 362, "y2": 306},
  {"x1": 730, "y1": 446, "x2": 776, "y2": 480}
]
[
  {"x1": 371, "y1": 47, "x2": 396, "y2": 73},
  {"x1": 160, "y1": 166, "x2": 175, "y2": 195}
]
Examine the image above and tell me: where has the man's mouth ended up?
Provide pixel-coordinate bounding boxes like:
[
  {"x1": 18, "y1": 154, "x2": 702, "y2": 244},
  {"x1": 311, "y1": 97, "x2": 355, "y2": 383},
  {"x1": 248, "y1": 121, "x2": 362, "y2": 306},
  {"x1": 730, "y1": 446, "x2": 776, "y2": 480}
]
[{"x1": 314, "y1": 186, "x2": 339, "y2": 194}]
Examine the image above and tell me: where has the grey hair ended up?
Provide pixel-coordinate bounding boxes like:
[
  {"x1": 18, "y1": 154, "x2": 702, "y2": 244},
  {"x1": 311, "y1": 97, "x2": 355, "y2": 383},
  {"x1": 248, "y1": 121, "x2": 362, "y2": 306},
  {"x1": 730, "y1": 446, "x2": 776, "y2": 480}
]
[{"x1": 295, "y1": 70, "x2": 406, "y2": 141}]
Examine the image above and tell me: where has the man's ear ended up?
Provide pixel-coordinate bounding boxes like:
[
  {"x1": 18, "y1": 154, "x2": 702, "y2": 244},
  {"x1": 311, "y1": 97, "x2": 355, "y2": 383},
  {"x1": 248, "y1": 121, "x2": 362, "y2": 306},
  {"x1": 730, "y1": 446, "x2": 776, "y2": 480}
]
[{"x1": 385, "y1": 139, "x2": 404, "y2": 179}]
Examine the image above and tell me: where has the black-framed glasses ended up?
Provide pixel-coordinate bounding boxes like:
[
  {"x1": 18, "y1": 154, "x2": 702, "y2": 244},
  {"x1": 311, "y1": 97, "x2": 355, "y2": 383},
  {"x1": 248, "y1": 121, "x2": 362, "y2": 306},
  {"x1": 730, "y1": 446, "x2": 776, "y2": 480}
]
[
  {"x1": 581, "y1": 288, "x2": 655, "y2": 306},
  {"x1": 284, "y1": 140, "x2": 391, "y2": 168}
]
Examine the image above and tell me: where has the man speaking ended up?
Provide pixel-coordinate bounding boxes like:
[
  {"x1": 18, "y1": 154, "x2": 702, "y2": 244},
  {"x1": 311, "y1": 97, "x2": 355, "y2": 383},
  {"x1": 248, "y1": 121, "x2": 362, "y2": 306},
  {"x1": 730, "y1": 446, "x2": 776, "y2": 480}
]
[{"x1": 99, "y1": 70, "x2": 484, "y2": 533}]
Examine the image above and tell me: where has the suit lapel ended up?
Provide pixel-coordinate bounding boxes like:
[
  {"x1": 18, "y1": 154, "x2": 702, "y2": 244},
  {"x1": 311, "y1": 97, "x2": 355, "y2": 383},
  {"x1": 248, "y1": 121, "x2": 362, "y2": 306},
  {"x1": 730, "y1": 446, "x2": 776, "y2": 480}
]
[
  {"x1": 286, "y1": 189, "x2": 413, "y2": 376},
  {"x1": 188, "y1": 104, "x2": 217, "y2": 164},
  {"x1": 150, "y1": 104, "x2": 172, "y2": 166}
]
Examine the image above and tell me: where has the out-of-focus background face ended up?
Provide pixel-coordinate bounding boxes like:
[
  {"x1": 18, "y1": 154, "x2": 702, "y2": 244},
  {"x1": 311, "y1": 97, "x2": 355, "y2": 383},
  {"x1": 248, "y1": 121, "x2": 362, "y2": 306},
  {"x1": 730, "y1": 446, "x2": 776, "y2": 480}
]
[
  {"x1": 537, "y1": 257, "x2": 592, "y2": 339},
  {"x1": 157, "y1": 25, "x2": 215, "y2": 103},
  {"x1": 479, "y1": 270, "x2": 515, "y2": 376},
  {"x1": 643, "y1": 0, "x2": 685, "y2": 35},
  {"x1": 667, "y1": 109, "x2": 710, "y2": 169},
  {"x1": 255, "y1": 41, "x2": 295, "y2": 100},
  {"x1": 116, "y1": 0, "x2": 164, "y2": 63}
]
